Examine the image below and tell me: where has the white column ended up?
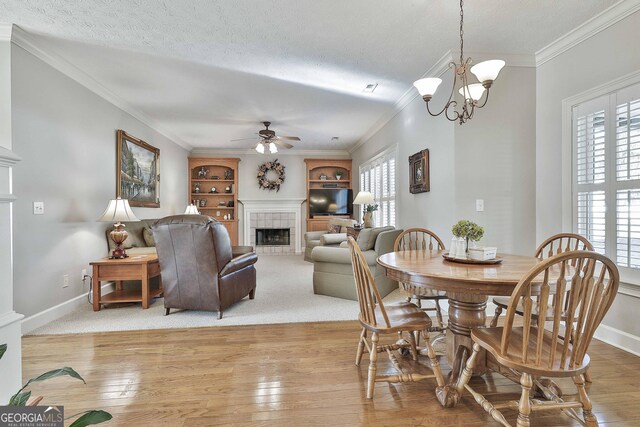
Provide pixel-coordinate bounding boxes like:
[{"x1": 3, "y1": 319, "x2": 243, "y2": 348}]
[{"x1": 0, "y1": 23, "x2": 24, "y2": 403}]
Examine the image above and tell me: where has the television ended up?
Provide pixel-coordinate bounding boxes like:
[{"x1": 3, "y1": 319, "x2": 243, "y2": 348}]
[{"x1": 308, "y1": 189, "x2": 353, "y2": 216}]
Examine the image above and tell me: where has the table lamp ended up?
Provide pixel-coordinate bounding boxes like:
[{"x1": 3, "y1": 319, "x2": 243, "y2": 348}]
[
  {"x1": 184, "y1": 204, "x2": 200, "y2": 214},
  {"x1": 98, "y1": 197, "x2": 139, "y2": 259},
  {"x1": 353, "y1": 191, "x2": 376, "y2": 228}
]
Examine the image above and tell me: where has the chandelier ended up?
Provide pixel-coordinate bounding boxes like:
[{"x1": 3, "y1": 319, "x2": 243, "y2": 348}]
[{"x1": 413, "y1": 0, "x2": 505, "y2": 124}]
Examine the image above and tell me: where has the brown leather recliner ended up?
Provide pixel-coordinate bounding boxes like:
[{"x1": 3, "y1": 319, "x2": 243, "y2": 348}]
[{"x1": 152, "y1": 215, "x2": 258, "y2": 319}]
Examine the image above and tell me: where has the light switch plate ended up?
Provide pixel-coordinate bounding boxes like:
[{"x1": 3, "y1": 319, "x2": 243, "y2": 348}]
[
  {"x1": 33, "y1": 202, "x2": 44, "y2": 215},
  {"x1": 476, "y1": 199, "x2": 484, "y2": 212}
]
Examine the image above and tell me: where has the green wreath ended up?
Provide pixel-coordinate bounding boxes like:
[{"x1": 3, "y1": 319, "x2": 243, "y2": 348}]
[{"x1": 257, "y1": 159, "x2": 285, "y2": 192}]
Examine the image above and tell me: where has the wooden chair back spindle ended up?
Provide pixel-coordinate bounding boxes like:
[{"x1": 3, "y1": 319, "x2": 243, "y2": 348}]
[
  {"x1": 535, "y1": 233, "x2": 594, "y2": 261},
  {"x1": 394, "y1": 228, "x2": 446, "y2": 252},
  {"x1": 500, "y1": 251, "x2": 619, "y2": 371},
  {"x1": 347, "y1": 237, "x2": 391, "y2": 328}
]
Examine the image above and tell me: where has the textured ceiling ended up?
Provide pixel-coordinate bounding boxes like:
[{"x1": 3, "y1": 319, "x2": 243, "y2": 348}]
[{"x1": 1, "y1": 0, "x2": 618, "y2": 150}]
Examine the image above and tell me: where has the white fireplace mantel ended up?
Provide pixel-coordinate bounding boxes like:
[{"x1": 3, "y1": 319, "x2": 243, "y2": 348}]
[{"x1": 240, "y1": 198, "x2": 305, "y2": 253}]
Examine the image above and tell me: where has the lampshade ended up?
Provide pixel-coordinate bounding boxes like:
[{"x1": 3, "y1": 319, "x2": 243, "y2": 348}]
[
  {"x1": 353, "y1": 191, "x2": 375, "y2": 205},
  {"x1": 470, "y1": 60, "x2": 505, "y2": 84},
  {"x1": 184, "y1": 204, "x2": 200, "y2": 215},
  {"x1": 269, "y1": 142, "x2": 278, "y2": 154},
  {"x1": 98, "y1": 197, "x2": 139, "y2": 223},
  {"x1": 458, "y1": 83, "x2": 486, "y2": 101},
  {"x1": 413, "y1": 78, "x2": 443, "y2": 98},
  {"x1": 255, "y1": 142, "x2": 265, "y2": 154}
]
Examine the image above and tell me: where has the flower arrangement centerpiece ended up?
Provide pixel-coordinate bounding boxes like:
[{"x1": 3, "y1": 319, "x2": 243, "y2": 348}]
[
  {"x1": 452, "y1": 220, "x2": 484, "y2": 254},
  {"x1": 257, "y1": 159, "x2": 285, "y2": 192}
]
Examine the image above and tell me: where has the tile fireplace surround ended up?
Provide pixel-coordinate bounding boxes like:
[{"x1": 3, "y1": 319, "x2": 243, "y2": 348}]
[{"x1": 240, "y1": 199, "x2": 305, "y2": 255}]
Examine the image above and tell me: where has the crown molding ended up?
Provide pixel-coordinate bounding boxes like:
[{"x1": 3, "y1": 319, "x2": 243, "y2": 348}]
[
  {"x1": 10, "y1": 26, "x2": 193, "y2": 150},
  {"x1": 349, "y1": 50, "x2": 534, "y2": 154},
  {"x1": 190, "y1": 147, "x2": 351, "y2": 157},
  {"x1": 0, "y1": 23, "x2": 12, "y2": 41},
  {"x1": 536, "y1": 0, "x2": 640, "y2": 67}
]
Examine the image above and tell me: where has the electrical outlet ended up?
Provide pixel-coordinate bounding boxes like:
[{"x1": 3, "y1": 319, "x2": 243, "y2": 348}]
[
  {"x1": 63, "y1": 274, "x2": 69, "y2": 288},
  {"x1": 476, "y1": 199, "x2": 484, "y2": 212},
  {"x1": 81, "y1": 269, "x2": 87, "y2": 281}
]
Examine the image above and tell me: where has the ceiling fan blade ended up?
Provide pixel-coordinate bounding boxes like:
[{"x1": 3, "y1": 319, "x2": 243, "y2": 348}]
[
  {"x1": 277, "y1": 136, "x2": 301, "y2": 141},
  {"x1": 273, "y1": 140, "x2": 294, "y2": 149},
  {"x1": 230, "y1": 137, "x2": 259, "y2": 142}
]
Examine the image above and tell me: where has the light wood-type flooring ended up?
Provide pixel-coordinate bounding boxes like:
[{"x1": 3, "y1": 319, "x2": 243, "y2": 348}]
[{"x1": 22, "y1": 321, "x2": 640, "y2": 426}]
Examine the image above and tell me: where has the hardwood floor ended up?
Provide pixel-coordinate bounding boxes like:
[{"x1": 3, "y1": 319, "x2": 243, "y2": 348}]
[{"x1": 22, "y1": 321, "x2": 640, "y2": 426}]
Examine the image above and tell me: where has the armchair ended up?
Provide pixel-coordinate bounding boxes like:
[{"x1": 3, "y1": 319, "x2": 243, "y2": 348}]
[
  {"x1": 152, "y1": 215, "x2": 258, "y2": 319},
  {"x1": 311, "y1": 227, "x2": 402, "y2": 300},
  {"x1": 303, "y1": 218, "x2": 357, "y2": 261}
]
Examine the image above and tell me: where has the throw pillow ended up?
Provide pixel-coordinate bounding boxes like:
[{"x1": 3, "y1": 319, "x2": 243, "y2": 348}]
[
  {"x1": 356, "y1": 226, "x2": 394, "y2": 251},
  {"x1": 327, "y1": 224, "x2": 342, "y2": 234},
  {"x1": 143, "y1": 227, "x2": 156, "y2": 247}
]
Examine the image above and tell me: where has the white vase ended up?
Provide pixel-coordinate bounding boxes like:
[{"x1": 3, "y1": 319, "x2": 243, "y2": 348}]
[
  {"x1": 450, "y1": 237, "x2": 459, "y2": 257},
  {"x1": 456, "y1": 237, "x2": 467, "y2": 258}
]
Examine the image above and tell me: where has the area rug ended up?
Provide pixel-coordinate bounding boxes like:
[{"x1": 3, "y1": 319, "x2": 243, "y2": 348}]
[{"x1": 28, "y1": 254, "x2": 405, "y2": 335}]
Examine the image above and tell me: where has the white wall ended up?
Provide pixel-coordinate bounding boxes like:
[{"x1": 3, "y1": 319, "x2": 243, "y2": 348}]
[
  {"x1": 352, "y1": 65, "x2": 536, "y2": 255},
  {"x1": 536, "y1": 10, "x2": 640, "y2": 341},
  {"x1": 190, "y1": 150, "x2": 350, "y2": 248},
  {"x1": 11, "y1": 45, "x2": 189, "y2": 319}
]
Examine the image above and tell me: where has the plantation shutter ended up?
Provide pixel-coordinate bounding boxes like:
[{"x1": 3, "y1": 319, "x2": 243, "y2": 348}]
[{"x1": 359, "y1": 146, "x2": 397, "y2": 227}]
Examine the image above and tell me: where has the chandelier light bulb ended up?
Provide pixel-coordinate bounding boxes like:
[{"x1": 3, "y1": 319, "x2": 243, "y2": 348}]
[
  {"x1": 413, "y1": 78, "x2": 443, "y2": 99},
  {"x1": 458, "y1": 83, "x2": 486, "y2": 101},
  {"x1": 470, "y1": 60, "x2": 505, "y2": 86},
  {"x1": 269, "y1": 142, "x2": 278, "y2": 154},
  {"x1": 255, "y1": 142, "x2": 265, "y2": 154}
]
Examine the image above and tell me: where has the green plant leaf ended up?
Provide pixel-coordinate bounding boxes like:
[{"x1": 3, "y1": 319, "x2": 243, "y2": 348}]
[
  {"x1": 68, "y1": 410, "x2": 113, "y2": 427},
  {"x1": 8, "y1": 391, "x2": 31, "y2": 406},
  {"x1": 0, "y1": 343, "x2": 6, "y2": 360},
  {"x1": 23, "y1": 367, "x2": 86, "y2": 389}
]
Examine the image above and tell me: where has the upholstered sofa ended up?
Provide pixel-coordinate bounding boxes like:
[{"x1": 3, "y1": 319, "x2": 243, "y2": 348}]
[
  {"x1": 303, "y1": 218, "x2": 357, "y2": 262},
  {"x1": 310, "y1": 227, "x2": 402, "y2": 300}
]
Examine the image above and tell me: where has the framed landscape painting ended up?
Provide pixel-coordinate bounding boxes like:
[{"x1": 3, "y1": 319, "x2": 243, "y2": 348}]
[
  {"x1": 409, "y1": 149, "x2": 430, "y2": 194},
  {"x1": 116, "y1": 130, "x2": 160, "y2": 207}
]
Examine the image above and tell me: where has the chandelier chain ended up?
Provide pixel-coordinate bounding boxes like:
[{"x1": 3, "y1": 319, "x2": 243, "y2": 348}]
[{"x1": 459, "y1": 0, "x2": 464, "y2": 64}]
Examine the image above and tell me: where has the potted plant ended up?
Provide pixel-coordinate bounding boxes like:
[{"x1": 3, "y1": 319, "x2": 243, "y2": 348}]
[
  {"x1": 335, "y1": 170, "x2": 344, "y2": 180},
  {"x1": 363, "y1": 203, "x2": 379, "y2": 228},
  {"x1": 452, "y1": 220, "x2": 484, "y2": 253},
  {"x1": 0, "y1": 344, "x2": 112, "y2": 426}
]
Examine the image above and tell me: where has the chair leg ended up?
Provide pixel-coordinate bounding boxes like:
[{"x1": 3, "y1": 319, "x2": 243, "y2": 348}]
[
  {"x1": 422, "y1": 331, "x2": 445, "y2": 387},
  {"x1": 218, "y1": 311, "x2": 223, "y2": 320},
  {"x1": 434, "y1": 299, "x2": 444, "y2": 329},
  {"x1": 407, "y1": 330, "x2": 418, "y2": 361},
  {"x1": 356, "y1": 328, "x2": 367, "y2": 366},
  {"x1": 574, "y1": 374, "x2": 598, "y2": 427},
  {"x1": 516, "y1": 372, "x2": 533, "y2": 427},
  {"x1": 583, "y1": 368, "x2": 593, "y2": 383},
  {"x1": 164, "y1": 307, "x2": 170, "y2": 316},
  {"x1": 366, "y1": 332, "x2": 379, "y2": 399},
  {"x1": 249, "y1": 288, "x2": 255, "y2": 300},
  {"x1": 490, "y1": 305, "x2": 503, "y2": 328}
]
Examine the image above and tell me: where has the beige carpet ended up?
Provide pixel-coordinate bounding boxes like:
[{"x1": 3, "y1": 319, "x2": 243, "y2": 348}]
[{"x1": 28, "y1": 254, "x2": 405, "y2": 335}]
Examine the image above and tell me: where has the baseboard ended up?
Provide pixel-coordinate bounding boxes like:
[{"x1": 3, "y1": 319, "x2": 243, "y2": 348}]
[
  {"x1": 593, "y1": 324, "x2": 640, "y2": 356},
  {"x1": 21, "y1": 283, "x2": 114, "y2": 335}
]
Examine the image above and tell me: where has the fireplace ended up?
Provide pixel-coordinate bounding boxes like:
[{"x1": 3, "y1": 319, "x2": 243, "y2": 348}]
[{"x1": 255, "y1": 228, "x2": 291, "y2": 246}]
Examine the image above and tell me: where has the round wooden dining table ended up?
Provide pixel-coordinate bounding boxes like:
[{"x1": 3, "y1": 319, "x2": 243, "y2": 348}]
[{"x1": 377, "y1": 249, "x2": 541, "y2": 408}]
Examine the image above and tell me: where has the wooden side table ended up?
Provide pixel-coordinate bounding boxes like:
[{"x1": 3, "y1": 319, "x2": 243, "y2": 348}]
[
  {"x1": 346, "y1": 226, "x2": 362, "y2": 240},
  {"x1": 90, "y1": 254, "x2": 163, "y2": 311}
]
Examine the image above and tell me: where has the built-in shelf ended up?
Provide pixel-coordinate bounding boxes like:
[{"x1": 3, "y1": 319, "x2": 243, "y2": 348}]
[
  {"x1": 191, "y1": 179, "x2": 235, "y2": 183},
  {"x1": 304, "y1": 158, "x2": 353, "y2": 232},
  {"x1": 191, "y1": 193, "x2": 235, "y2": 196},
  {"x1": 309, "y1": 179, "x2": 351, "y2": 183}
]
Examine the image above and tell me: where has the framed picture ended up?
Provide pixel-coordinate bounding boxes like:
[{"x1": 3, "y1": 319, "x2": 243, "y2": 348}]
[
  {"x1": 116, "y1": 130, "x2": 160, "y2": 207},
  {"x1": 409, "y1": 149, "x2": 429, "y2": 194}
]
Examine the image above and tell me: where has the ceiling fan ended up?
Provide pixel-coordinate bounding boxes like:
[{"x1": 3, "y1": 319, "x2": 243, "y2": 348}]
[{"x1": 231, "y1": 121, "x2": 301, "y2": 153}]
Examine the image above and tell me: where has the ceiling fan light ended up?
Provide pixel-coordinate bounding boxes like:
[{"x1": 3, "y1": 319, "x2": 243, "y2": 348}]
[
  {"x1": 413, "y1": 78, "x2": 443, "y2": 99},
  {"x1": 255, "y1": 142, "x2": 265, "y2": 154},
  {"x1": 458, "y1": 83, "x2": 486, "y2": 102},
  {"x1": 470, "y1": 60, "x2": 505, "y2": 86},
  {"x1": 269, "y1": 142, "x2": 278, "y2": 154}
]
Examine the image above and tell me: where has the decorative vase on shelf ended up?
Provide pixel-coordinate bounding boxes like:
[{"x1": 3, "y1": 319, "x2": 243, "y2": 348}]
[{"x1": 363, "y1": 212, "x2": 373, "y2": 228}]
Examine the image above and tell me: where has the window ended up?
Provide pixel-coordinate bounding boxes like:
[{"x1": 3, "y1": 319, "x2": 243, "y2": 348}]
[
  {"x1": 573, "y1": 83, "x2": 640, "y2": 279},
  {"x1": 359, "y1": 146, "x2": 397, "y2": 227}
]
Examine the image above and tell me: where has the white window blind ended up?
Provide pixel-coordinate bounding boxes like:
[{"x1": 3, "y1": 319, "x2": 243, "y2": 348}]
[
  {"x1": 359, "y1": 146, "x2": 397, "y2": 227},
  {"x1": 573, "y1": 83, "x2": 640, "y2": 278}
]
